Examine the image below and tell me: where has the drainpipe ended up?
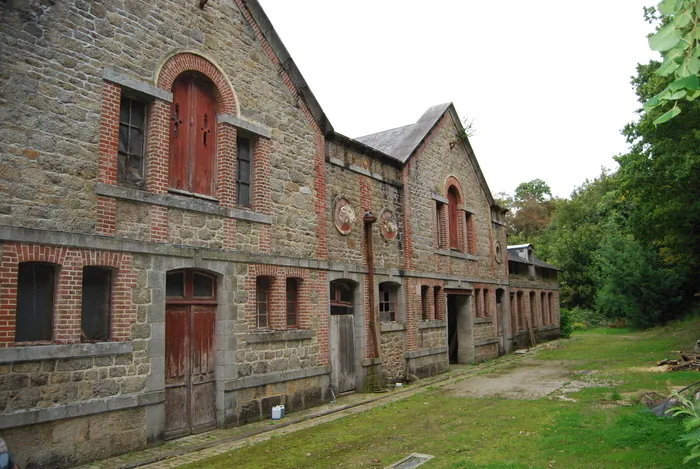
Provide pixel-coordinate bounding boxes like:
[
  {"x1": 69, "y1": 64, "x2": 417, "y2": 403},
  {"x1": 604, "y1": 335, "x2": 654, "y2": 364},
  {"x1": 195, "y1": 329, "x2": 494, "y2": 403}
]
[{"x1": 363, "y1": 211, "x2": 381, "y2": 359}]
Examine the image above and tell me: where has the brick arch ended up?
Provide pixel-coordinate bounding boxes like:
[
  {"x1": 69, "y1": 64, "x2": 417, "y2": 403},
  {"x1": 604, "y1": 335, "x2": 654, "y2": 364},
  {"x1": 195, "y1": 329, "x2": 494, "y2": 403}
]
[
  {"x1": 156, "y1": 52, "x2": 238, "y2": 116},
  {"x1": 444, "y1": 175, "x2": 465, "y2": 203}
]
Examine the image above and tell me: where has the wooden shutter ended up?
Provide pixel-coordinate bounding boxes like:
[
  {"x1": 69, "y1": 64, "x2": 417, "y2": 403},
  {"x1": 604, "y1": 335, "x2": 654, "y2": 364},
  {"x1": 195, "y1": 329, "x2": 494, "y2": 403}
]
[
  {"x1": 448, "y1": 188, "x2": 459, "y2": 249},
  {"x1": 169, "y1": 73, "x2": 217, "y2": 197}
]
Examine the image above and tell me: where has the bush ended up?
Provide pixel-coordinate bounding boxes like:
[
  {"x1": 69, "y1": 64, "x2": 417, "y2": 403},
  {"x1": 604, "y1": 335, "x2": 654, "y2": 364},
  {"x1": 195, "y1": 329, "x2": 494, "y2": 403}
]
[
  {"x1": 566, "y1": 307, "x2": 609, "y2": 329},
  {"x1": 560, "y1": 308, "x2": 574, "y2": 338}
]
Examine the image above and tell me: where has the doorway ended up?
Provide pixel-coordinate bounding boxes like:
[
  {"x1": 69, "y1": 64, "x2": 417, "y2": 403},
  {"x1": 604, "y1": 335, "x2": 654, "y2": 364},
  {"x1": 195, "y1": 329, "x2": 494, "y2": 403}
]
[
  {"x1": 447, "y1": 292, "x2": 473, "y2": 364},
  {"x1": 496, "y1": 289, "x2": 505, "y2": 355},
  {"x1": 164, "y1": 270, "x2": 217, "y2": 439},
  {"x1": 329, "y1": 280, "x2": 356, "y2": 393}
]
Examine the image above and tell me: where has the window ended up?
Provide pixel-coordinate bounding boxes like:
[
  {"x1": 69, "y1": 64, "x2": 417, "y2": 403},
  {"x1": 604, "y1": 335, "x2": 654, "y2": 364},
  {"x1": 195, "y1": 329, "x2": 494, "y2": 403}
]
[
  {"x1": 484, "y1": 289, "x2": 490, "y2": 317},
  {"x1": 118, "y1": 95, "x2": 147, "y2": 186},
  {"x1": 378, "y1": 282, "x2": 397, "y2": 322},
  {"x1": 436, "y1": 201, "x2": 445, "y2": 248},
  {"x1": 81, "y1": 267, "x2": 112, "y2": 341},
  {"x1": 465, "y1": 212, "x2": 476, "y2": 254},
  {"x1": 433, "y1": 286, "x2": 441, "y2": 320},
  {"x1": 421, "y1": 285, "x2": 430, "y2": 321},
  {"x1": 16, "y1": 262, "x2": 55, "y2": 342},
  {"x1": 237, "y1": 136, "x2": 252, "y2": 206},
  {"x1": 256, "y1": 277, "x2": 271, "y2": 329},
  {"x1": 169, "y1": 72, "x2": 217, "y2": 197},
  {"x1": 447, "y1": 186, "x2": 460, "y2": 250},
  {"x1": 165, "y1": 270, "x2": 216, "y2": 301},
  {"x1": 286, "y1": 278, "x2": 299, "y2": 328},
  {"x1": 330, "y1": 281, "x2": 354, "y2": 315},
  {"x1": 474, "y1": 288, "x2": 482, "y2": 318}
]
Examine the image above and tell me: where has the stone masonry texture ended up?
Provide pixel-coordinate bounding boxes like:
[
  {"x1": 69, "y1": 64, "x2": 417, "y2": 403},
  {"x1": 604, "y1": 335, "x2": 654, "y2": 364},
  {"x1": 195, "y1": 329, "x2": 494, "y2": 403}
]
[{"x1": 0, "y1": 1, "x2": 561, "y2": 467}]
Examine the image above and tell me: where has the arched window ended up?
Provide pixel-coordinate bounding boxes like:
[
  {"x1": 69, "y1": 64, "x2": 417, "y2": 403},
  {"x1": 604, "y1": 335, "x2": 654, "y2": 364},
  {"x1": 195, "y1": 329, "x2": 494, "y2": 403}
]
[
  {"x1": 169, "y1": 71, "x2": 217, "y2": 197},
  {"x1": 286, "y1": 278, "x2": 301, "y2": 328},
  {"x1": 447, "y1": 186, "x2": 460, "y2": 250},
  {"x1": 16, "y1": 262, "x2": 56, "y2": 342}
]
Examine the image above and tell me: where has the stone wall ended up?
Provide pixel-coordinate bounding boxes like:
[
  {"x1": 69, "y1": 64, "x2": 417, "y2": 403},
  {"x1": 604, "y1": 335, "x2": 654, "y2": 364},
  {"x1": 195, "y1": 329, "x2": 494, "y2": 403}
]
[
  {"x1": 0, "y1": 353, "x2": 147, "y2": 413},
  {"x1": 380, "y1": 330, "x2": 405, "y2": 382},
  {"x1": 167, "y1": 208, "x2": 224, "y2": 249},
  {"x1": 115, "y1": 200, "x2": 151, "y2": 242},
  {"x1": 2, "y1": 407, "x2": 147, "y2": 469}
]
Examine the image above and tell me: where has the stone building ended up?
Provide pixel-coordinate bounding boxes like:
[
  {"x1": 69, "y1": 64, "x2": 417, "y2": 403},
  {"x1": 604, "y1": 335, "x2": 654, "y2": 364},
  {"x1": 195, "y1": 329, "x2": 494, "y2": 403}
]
[{"x1": 0, "y1": 1, "x2": 560, "y2": 467}]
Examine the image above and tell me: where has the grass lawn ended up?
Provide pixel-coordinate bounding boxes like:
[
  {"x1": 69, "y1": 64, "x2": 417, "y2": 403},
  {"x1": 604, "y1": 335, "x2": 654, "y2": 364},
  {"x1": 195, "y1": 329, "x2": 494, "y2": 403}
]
[{"x1": 182, "y1": 317, "x2": 700, "y2": 469}]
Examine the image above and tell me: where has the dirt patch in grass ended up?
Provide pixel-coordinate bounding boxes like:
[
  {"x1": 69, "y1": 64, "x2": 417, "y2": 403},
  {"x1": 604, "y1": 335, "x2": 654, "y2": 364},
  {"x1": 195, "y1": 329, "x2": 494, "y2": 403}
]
[{"x1": 443, "y1": 359, "x2": 573, "y2": 399}]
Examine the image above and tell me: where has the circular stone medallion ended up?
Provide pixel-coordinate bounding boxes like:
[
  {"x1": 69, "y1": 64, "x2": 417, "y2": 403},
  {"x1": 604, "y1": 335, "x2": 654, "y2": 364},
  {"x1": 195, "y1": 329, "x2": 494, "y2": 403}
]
[
  {"x1": 379, "y1": 209, "x2": 398, "y2": 241},
  {"x1": 333, "y1": 197, "x2": 356, "y2": 235}
]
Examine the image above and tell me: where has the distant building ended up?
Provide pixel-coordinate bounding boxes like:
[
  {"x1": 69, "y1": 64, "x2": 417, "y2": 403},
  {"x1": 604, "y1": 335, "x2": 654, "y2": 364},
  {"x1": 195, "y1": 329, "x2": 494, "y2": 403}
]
[
  {"x1": 507, "y1": 244, "x2": 562, "y2": 348},
  {"x1": 0, "y1": 1, "x2": 560, "y2": 467}
]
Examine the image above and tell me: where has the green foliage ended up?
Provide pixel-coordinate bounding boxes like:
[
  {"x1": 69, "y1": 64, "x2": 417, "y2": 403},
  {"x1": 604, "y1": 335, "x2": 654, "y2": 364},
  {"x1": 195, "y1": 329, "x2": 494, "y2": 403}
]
[
  {"x1": 497, "y1": 179, "x2": 558, "y2": 243},
  {"x1": 563, "y1": 307, "x2": 609, "y2": 330},
  {"x1": 594, "y1": 218, "x2": 685, "y2": 329},
  {"x1": 644, "y1": 0, "x2": 700, "y2": 124},
  {"x1": 559, "y1": 308, "x2": 574, "y2": 338},
  {"x1": 668, "y1": 390, "x2": 700, "y2": 465}
]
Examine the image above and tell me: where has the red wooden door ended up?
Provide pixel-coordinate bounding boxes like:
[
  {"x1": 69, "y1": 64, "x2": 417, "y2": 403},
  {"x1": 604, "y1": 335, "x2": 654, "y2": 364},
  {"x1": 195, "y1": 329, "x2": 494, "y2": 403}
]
[
  {"x1": 169, "y1": 72, "x2": 217, "y2": 197},
  {"x1": 448, "y1": 188, "x2": 459, "y2": 249},
  {"x1": 164, "y1": 271, "x2": 217, "y2": 439}
]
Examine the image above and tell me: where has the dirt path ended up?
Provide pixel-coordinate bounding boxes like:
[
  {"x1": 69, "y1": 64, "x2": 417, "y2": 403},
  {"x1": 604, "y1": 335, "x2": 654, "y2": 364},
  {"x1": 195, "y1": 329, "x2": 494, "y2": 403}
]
[{"x1": 444, "y1": 359, "x2": 573, "y2": 399}]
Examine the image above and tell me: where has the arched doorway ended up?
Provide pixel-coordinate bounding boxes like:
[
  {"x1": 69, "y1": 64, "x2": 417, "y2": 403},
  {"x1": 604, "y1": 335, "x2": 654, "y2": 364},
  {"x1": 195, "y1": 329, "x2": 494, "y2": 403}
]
[
  {"x1": 329, "y1": 280, "x2": 356, "y2": 393},
  {"x1": 164, "y1": 269, "x2": 217, "y2": 439}
]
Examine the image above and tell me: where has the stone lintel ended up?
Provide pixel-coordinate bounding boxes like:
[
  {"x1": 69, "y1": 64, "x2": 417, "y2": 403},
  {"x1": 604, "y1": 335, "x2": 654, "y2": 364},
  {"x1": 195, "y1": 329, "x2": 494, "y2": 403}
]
[
  {"x1": 404, "y1": 346, "x2": 448, "y2": 360},
  {"x1": 244, "y1": 329, "x2": 314, "y2": 344},
  {"x1": 218, "y1": 114, "x2": 272, "y2": 139},
  {"x1": 434, "y1": 249, "x2": 478, "y2": 261},
  {"x1": 0, "y1": 391, "x2": 164, "y2": 429},
  {"x1": 474, "y1": 317, "x2": 493, "y2": 325},
  {"x1": 0, "y1": 341, "x2": 133, "y2": 364},
  {"x1": 431, "y1": 193, "x2": 448, "y2": 204},
  {"x1": 103, "y1": 69, "x2": 172, "y2": 102},
  {"x1": 418, "y1": 320, "x2": 446, "y2": 330},
  {"x1": 95, "y1": 183, "x2": 273, "y2": 225},
  {"x1": 380, "y1": 323, "x2": 405, "y2": 333},
  {"x1": 224, "y1": 365, "x2": 331, "y2": 392}
]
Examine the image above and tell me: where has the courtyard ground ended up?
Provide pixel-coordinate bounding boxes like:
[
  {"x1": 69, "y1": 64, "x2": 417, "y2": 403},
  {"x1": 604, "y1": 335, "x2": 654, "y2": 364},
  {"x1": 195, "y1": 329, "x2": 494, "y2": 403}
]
[{"x1": 78, "y1": 315, "x2": 700, "y2": 469}]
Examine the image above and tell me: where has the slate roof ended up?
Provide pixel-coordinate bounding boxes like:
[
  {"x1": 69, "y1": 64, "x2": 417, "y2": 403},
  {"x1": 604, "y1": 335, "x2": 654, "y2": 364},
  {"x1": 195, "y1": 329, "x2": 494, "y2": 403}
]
[
  {"x1": 356, "y1": 103, "x2": 452, "y2": 163},
  {"x1": 507, "y1": 246, "x2": 561, "y2": 271}
]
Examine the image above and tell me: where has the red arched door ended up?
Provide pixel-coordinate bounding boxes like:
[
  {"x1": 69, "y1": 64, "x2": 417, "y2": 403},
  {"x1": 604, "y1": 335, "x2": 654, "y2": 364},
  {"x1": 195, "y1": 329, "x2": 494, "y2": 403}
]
[
  {"x1": 448, "y1": 186, "x2": 460, "y2": 249},
  {"x1": 169, "y1": 72, "x2": 217, "y2": 197},
  {"x1": 164, "y1": 270, "x2": 217, "y2": 439}
]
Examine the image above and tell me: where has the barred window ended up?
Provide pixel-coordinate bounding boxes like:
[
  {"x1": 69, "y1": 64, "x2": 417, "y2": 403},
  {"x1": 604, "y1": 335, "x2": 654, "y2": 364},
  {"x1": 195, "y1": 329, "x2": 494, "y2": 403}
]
[
  {"x1": 256, "y1": 276, "x2": 271, "y2": 329},
  {"x1": 379, "y1": 282, "x2": 398, "y2": 322},
  {"x1": 286, "y1": 278, "x2": 300, "y2": 328}
]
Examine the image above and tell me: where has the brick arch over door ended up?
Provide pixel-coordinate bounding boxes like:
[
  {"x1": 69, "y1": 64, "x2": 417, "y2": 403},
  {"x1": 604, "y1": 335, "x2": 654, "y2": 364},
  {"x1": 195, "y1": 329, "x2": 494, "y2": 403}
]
[{"x1": 156, "y1": 52, "x2": 238, "y2": 116}]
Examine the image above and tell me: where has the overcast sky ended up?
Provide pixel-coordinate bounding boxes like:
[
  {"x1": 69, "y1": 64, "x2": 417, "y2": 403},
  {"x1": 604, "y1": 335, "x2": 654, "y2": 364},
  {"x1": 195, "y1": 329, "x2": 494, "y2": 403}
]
[{"x1": 259, "y1": 0, "x2": 659, "y2": 198}]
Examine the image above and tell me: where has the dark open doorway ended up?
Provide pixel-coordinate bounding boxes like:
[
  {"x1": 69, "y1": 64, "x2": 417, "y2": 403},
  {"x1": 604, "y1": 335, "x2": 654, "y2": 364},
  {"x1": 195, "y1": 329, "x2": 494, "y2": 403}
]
[{"x1": 447, "y1": 292, "x2": 473, "y2": 364}]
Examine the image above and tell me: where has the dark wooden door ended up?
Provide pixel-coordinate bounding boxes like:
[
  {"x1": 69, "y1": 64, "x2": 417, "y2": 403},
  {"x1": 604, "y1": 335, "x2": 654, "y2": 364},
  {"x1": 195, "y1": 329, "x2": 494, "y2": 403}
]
[
  {"x1": 165, "y1": 304, "x2": 216, "y2": 438},
  {"x1": 170, "y1": 72, "x2": 217, "y2": 197},
  {"x1": 330, "y1": 314, "x2": 355, "y2": 393}
]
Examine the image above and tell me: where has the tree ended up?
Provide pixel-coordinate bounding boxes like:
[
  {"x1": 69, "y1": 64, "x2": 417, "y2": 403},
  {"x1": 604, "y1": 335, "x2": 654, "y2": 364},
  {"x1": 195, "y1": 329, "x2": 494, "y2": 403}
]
[
  {"x1": 497, "y1": 179, "x2": 557, "y2": 244},
  {"x1": 514, "y1": 179, "x2": 552, "y2": 204},
  {"x1": 643, "y1": 0, "x2": 700, "y2": 124}
]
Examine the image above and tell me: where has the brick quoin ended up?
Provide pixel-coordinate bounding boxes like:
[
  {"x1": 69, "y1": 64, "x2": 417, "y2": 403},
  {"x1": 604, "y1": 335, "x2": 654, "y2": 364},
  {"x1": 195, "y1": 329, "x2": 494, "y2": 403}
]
[{"x1": 0, "y1": 243, "x2": 137, "y2": 346}]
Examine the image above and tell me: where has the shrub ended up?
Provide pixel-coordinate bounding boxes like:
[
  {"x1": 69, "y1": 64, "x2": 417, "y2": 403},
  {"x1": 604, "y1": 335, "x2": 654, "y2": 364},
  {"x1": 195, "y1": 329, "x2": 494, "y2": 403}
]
[{"x1": 560, "y1": 308, "x2": 574, "y2": 338}]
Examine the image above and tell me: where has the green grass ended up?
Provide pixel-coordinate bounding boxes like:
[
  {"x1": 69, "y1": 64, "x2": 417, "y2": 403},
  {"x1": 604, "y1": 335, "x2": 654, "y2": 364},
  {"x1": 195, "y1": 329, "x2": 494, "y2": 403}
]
[{"x1": 182, "y1": 317, "x2": 700, "y2": 469}]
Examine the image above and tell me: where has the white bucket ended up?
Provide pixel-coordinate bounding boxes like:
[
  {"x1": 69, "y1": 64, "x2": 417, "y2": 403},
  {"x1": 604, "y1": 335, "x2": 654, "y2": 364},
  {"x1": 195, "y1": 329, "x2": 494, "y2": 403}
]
[{"x1": 272, "y1": 405, "x2": 282, "y2": 420}]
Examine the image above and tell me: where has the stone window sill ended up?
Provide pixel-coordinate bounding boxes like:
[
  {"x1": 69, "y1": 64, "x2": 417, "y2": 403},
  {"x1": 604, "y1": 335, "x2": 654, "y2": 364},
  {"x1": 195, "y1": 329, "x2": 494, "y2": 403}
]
[
  {"x1": 434, "y1": 249, "x2": 478, "y2": 261},
  {"x1": 418, "y1": 320, "x2": 446, "y2": 330},
  {"x1": 474, "y1": 317, "x2": 493, "y2": 324},
  {"x1": 96, "y1": 183, "x2": 272, "y2": 225},
  {"x1": 245, "y1": 329, "x2": 314, "y2": 344},
  {"x1": 0, "y1": 341, "x2": 133, "y2": 364},
  {"x1": 380, "y1": 323, "x2": 406, "y2": 332}
]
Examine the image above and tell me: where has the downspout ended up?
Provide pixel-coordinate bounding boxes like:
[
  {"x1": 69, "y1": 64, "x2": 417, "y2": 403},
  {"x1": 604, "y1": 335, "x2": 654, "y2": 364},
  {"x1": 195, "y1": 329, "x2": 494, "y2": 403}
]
[{"x1": 363, "y1": 211, "x2": 381, "y2": 359}]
